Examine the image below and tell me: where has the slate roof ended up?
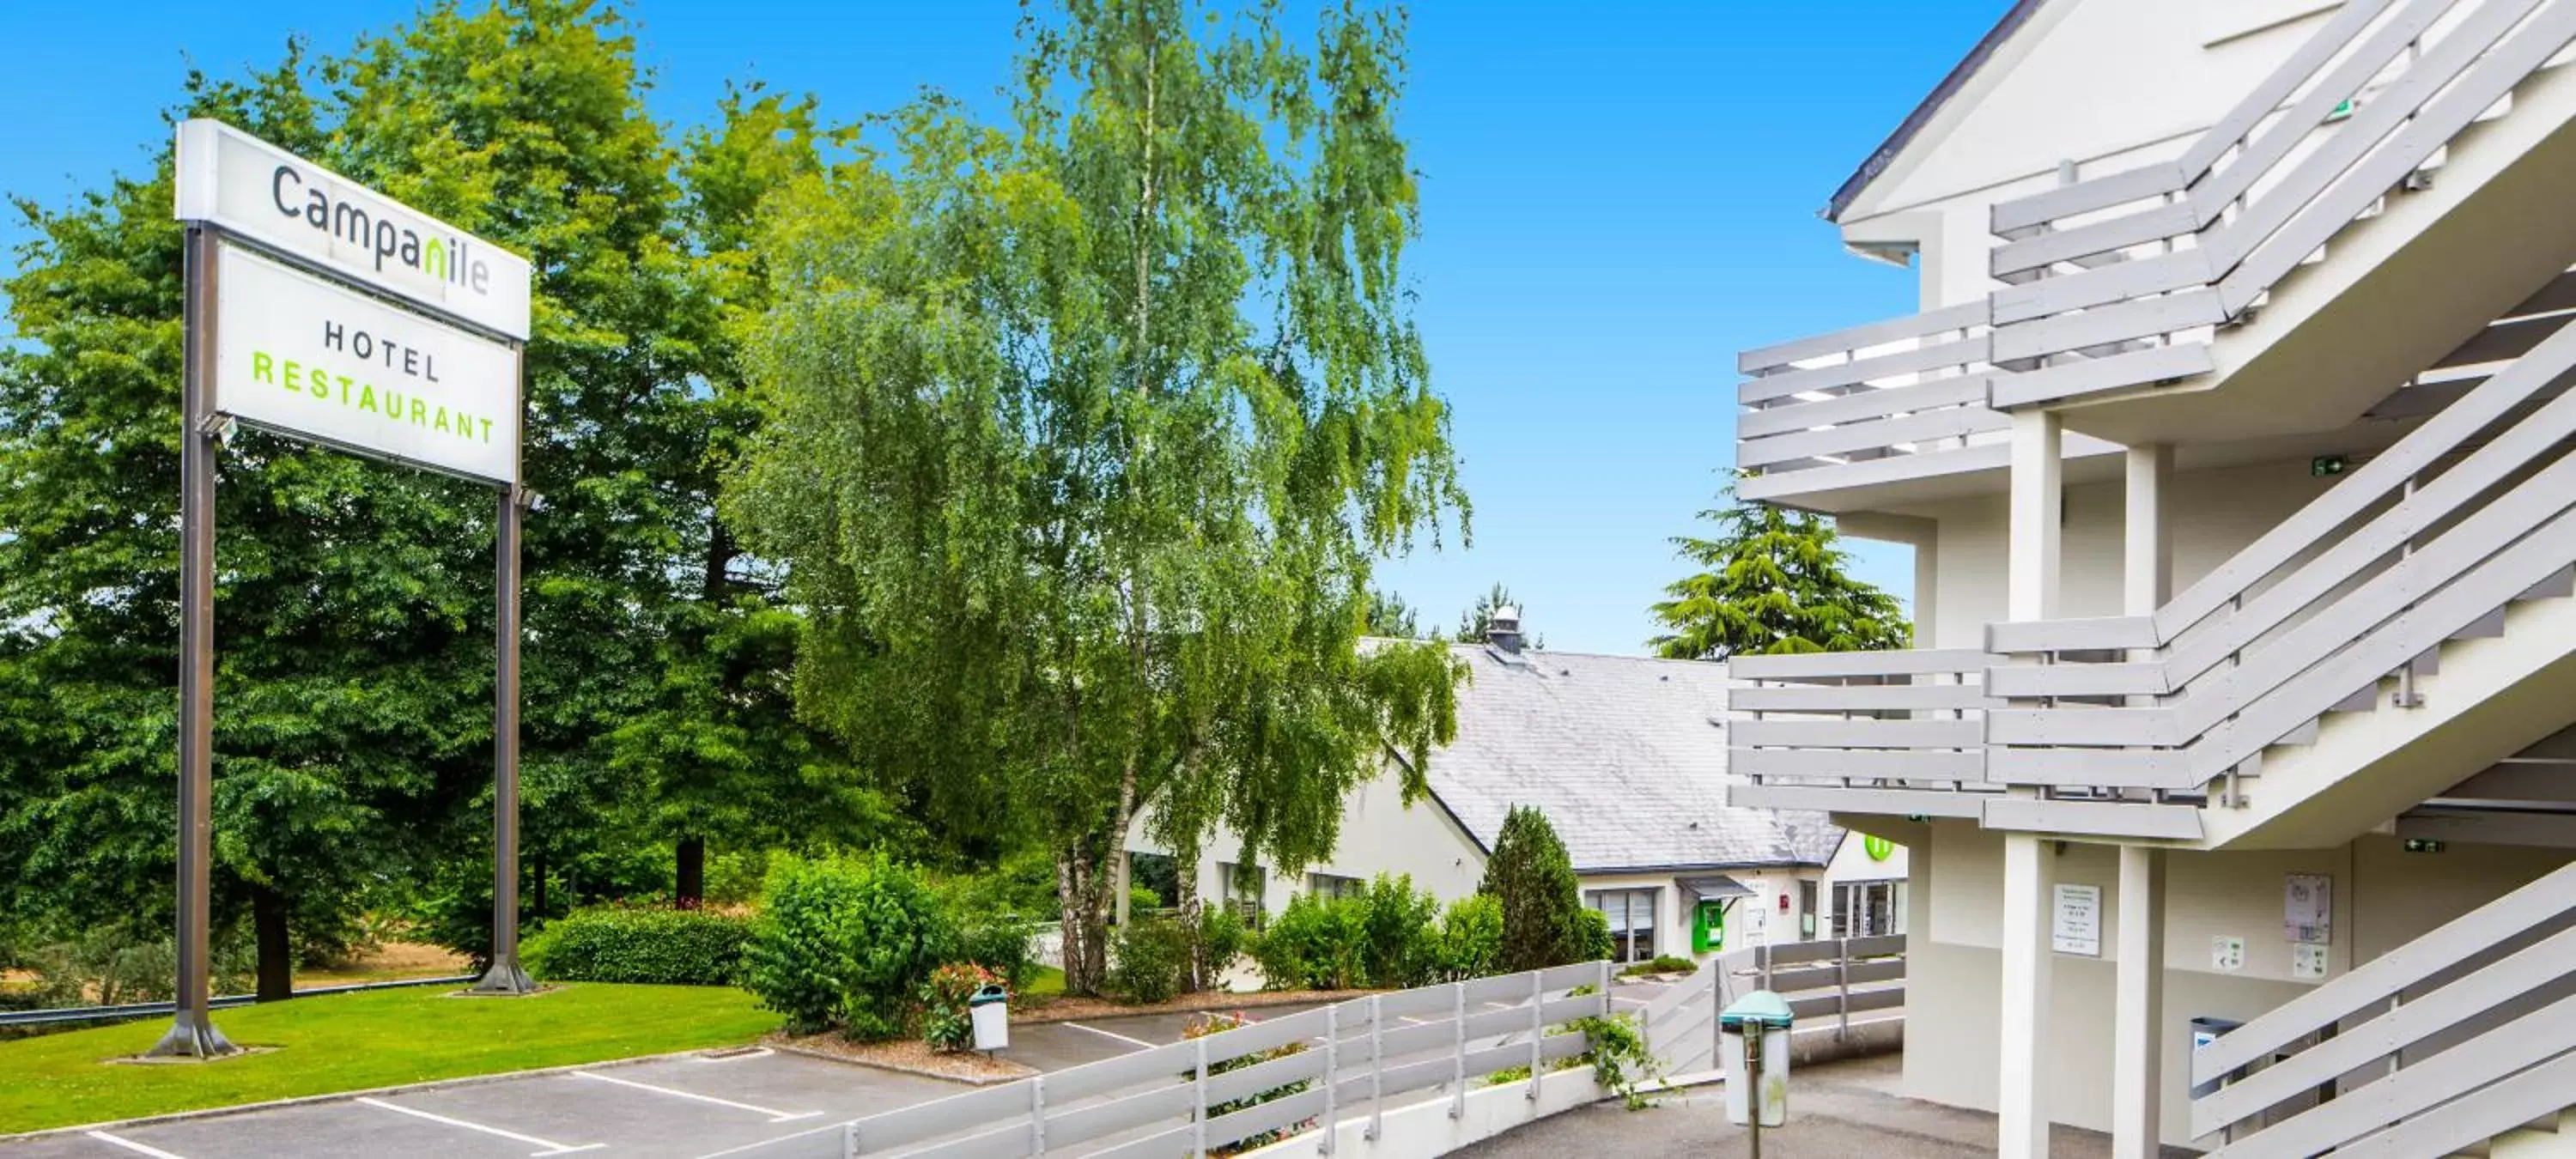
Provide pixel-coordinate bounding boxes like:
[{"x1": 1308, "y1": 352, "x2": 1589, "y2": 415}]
[{"x1": 1400, "y1": 642, "x2": 1842, "y2": 875}]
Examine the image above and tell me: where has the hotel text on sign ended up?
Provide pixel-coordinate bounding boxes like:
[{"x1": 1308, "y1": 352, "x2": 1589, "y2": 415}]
[{"x1": 215, "y1": 245, "x2": 519, "y2": 484}]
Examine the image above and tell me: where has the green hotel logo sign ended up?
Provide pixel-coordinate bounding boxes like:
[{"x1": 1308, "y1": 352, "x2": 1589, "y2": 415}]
[
  {"x1": 1863, "y1": 835, "x2": 1895, "y2": 862},
  {"x1": 176, "y1": 118, "x2": 532, "y2": 340}
]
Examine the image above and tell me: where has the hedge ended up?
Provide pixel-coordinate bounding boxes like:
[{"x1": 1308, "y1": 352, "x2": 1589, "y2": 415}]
[{"x1": 524, "y1": 906, "x2": 751, "y2": 986}]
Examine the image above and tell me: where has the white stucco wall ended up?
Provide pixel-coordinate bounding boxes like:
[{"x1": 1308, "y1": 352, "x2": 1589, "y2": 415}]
[
  {"x1": 1901, "y1": 822, "x2": 2569, "y2": 1145},
  {"x1": 1122, "y1": 762, "x2": 1487, "y2": 919},
  {"x1": 1903, "y1": 455, "x2": 2341, "y2": 652},
  {"x1": 1839, "y1": 0, "x2": 2354, "y2": 311}
]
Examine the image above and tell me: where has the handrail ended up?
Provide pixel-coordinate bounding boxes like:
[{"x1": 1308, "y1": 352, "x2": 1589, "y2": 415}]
[
  {"x1": 1737, "y1": 0, "x2": 2576, "y2": 494},
  {"x1": 2189, "y1": 859, "x2": 2576, "y2": 1155},
  {"x1": 726, "y1": 962, "x2": 1619, "y2": 1159},
  {"x1": 0, "y1": 973, "x2": 478, "y2": 1028},
  {"x1": 1984, "y1": 288, "x2": 2576, "y2": 792}
]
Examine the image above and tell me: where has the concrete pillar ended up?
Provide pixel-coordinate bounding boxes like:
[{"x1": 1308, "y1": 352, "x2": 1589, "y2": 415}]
[
  {"x1": 2010, "y1": 411, "x2": 2063, "y2": 622},
  {"x1": 2002, "y1": 410, "x2": 2063, "y2": 1158},
  {"x1": 2113, "y1": 846, "x2": 2167, "y2": 1158},
  {"x1": 2000, "y1": 834, "x2": 2057, "y2": 1159},
  {"x1": 2124, "y1": 444, "x2": 2173, "y2": 616}
]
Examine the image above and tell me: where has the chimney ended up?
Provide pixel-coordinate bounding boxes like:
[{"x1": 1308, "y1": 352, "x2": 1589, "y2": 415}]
[{"x1": 1489, "y1": 604, "x2": 1524, "y2": 653}]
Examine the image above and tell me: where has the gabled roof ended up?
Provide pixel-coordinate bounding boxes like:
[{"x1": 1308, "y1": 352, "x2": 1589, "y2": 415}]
[
  {"x1": 1406, "y1": 642, "x2": 1841, "y2": 874},
  {"x1": 1823, "y1": 0, "x2": 2052, "y2": 222}
]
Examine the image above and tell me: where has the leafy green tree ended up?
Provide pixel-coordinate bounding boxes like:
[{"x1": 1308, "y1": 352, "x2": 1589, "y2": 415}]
[
  {"x1": 1455, "y1": 583, "x2": 1540, "y2": 647},
  {"x1": 0, "y1": 1, "x2": 844, "y2": 991},
  {"x1": 1478, "y1": 805, "x2": 1607, "y2": 972},
  {"x1": 1363, "y1": 589, "x2": 1422, "y2": 639},
  {"x1": 728, "y1": 0, "x2": 1467, "y2": 994},
  {"x1": 1649, "y1": 486, "x2": 1910, "y2": 658}
]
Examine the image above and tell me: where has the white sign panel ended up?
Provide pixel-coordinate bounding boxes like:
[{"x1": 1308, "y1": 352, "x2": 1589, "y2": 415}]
[
  {"x1": 2293, "y1": 942, "x2": 2330, "y2": 980},
  {"x1": 175, "y1": 118, "x2": 532, "y2": 340},
  {"x1": 2285, "y1": 873, "x2": 2332, "y2": 944},
  {"x1": 2051, "y1": 883, "x2": 2103, "y2": 956},
  {"x1": 215, "y1": 245, "x2": 519, "y2": 483},
  {"x1": 2212, "y1": 935, "x2": 2247, "y2": 972}
]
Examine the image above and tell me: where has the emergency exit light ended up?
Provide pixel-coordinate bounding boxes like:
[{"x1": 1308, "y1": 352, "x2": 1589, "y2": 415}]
[
  {"x1": 2404, "y1": 838, "x2": 2446, "y2": 854},
  {"x1": 2312, "y1": 455, "x2": 2348, "y2": 477}
]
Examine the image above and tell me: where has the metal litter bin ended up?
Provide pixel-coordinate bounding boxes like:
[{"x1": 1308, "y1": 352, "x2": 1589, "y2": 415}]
[{"x1": 969, "y1": 983, "x2": 1010, "y2": 1052}]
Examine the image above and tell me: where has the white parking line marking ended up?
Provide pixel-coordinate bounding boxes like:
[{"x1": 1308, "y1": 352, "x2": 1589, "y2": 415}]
[
  {"x1": 356, "y1": 1096, "x2": 605, "y2": 1156},
  {"x1": 1062, "y1": 1021, "x2": 1158, "y2": 1049},
  {"x1": 573, "y1": 1069, "x2": 821, "y2": 1122},
  {"x1": 85, "y1": 1132, "x2": 187, "y2": 1159}
]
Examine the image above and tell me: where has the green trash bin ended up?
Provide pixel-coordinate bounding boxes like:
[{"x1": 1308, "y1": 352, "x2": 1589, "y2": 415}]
[{"x1": 1721, "y1": 991, "x2": 1794, "y2": 1130}]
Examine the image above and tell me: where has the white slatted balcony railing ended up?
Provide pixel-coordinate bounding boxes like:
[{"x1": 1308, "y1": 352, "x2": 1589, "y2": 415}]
[
  {"x1": 1983, "y1": 297, "x2": 2576, "y2": 831},
  {"x1": 1727, "y1": 648, "x2": 2004, "y2": 822},
  {"x1": 2190, "y1": 859, "x2": 2576, "y2": 1156},
  {"x1": 1738, "y1": 0, "x2": 2576, "y2": 502}
]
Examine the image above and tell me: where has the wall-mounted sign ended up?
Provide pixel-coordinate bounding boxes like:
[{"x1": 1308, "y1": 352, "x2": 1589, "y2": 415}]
[
  {"x1": 2293, "y1": 943, "x2": 2330, "y2": 980},
  {"x1": 214, "y1": 244, "x2": 519, "y2": 484},
  {"x1": 2051, "y1": 883, "x2": 2102, "y2": 956},
  {"x1": 2212, "y1": 935, "x2": 2247, "y2": 972},
  {"x1": 1862, "y1": 835, "x2": 1895, "y2": 862},
  {"x1": 2285, "y1": 873, "x2": 2332, "y2": 944},
  {"x1": 175, "y1": 118, "x2": 532, "y2": 340}
]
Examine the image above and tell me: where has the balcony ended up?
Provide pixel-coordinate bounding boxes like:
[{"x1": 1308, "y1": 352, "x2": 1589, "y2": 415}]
[{"x1": 1740, "y1": 0, "x2": 2576, "y2": 511}]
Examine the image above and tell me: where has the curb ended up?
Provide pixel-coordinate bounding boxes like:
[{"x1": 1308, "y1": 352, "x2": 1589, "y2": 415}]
[{"x1": 0, "y1": 1043, "x2": 750, "y2": 1143}]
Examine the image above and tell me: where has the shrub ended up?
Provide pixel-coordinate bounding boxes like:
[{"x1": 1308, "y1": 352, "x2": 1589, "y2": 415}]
[
  {"x1": 950, "y1": 911, "x2": 1036, "y2": 991},
  {"x1": 1431, "y1": 895, "x2": 1503, "y2": 981},
  {"x1": 1358, "y1": 875, "x2": 1441, "y2": 989},
  {"x1": 524, "y1": 906, "x2": 750, "y2": 986},
  {"x1": 1619, "y1": 954, "x2": 1698, "y2": 978},
  {"x1": 744, "y1": 853, "x2": 957, "y2": 1039},
  {"x1": 1250, "y1": 892, "x2": 1365, "y2": 991},
  {"x1": 1479, "y1": 805, "x2": 1602, "y2": 972},
  {"x1": 1107, "y1": 914, "x2": 1189, "y2": 1004},
  {"x1": 1196, "y1": 906, "x2": 1250, "y2": 986},
  {"x1": 920, "y1": 962, "x2": 1003, "y2": 1053}
]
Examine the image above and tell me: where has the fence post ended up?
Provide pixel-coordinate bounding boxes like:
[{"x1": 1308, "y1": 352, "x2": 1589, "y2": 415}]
[
  {"x1": 1368, "y1": 994, "x2": 1385, "y2": 1141},
  {"x1": 842, "y1": 1120, "x2": 859, "y2": 1159},
  {"x1": 1029, "y1": 1073, "x2": 1046, "y2": 1156},
  {"x1": 1759, "y1": 944, "x2": 1772, "y2": 993},
  {"x1": 1528, "y1": 970, "x2": 1545, "y2": 1101},
  {"x1": 1194, "y1": 1039, "x2": 1211, "y2": 1156},
  {"x1": 1449, "y1": 982, "x2": 1467, "y2": 1120},
  {"x1": 1320, "y1": 1003, "x2": 1340, "y2": 1155},
  {"x1": 1838, "y1": 938, "x2": 1853, "y2": 1041}
]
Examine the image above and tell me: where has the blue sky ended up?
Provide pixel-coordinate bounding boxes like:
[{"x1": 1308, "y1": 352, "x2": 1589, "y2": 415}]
[{"x1": 0, "y1": 2, "x2": 2005, "y2": 655}]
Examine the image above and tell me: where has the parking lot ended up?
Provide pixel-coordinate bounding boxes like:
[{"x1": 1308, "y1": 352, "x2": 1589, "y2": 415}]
[{"x1": 1, "y1": 981, "x2": 1671, "y2": 1159}]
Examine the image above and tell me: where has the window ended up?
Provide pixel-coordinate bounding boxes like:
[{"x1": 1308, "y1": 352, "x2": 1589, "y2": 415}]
[
  {"x1": 1832, "y1": 881, "x2": 1905, "y2": 939},
  {"x1": 1798, "y1": 880, "x2": 1820, "y2": 938},
  {"x1": 1587, "y1": 888, "x2": 1662, "y2": 964},
  {"x1": 1127, "y1": 852, "x2": 1179, "y2": 913},
  {"x1": 1309, "y1": 872, "x2": 1364, "y2": 900},
  {"x1": 1220, "y1": 861, "x2": 1267, "y2": 927}
]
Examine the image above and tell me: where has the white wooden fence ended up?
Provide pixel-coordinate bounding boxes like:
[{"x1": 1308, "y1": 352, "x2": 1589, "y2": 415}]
[
  {"x1": 733, "y1": 962, "x2": 1613, "y2": 1159},
  {"x1": 1637, "y1": 934, "x2": 1909, "y2": 1077},
  {"x1": 734, "y1": 938, "x2": 1906, "y2": 1159}
]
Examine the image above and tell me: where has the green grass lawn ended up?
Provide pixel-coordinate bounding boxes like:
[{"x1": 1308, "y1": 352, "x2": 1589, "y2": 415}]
[
  {"x1": 0, "y1": 983, "x2": 779, "y2": 1135},
  {"x1": 1024, "y1": 966, "x2": 1066, "y2": 997}
]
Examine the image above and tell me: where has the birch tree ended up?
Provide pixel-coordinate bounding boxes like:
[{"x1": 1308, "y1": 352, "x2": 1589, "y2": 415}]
[{"x1": 730, "y1": 0, "x2": 1466, "y2": 993}]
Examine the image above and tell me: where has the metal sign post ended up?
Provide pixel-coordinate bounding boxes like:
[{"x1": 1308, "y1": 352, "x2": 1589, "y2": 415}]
[
  {"x1": 471, "y1": 455, "x2": 533, "y2": 995},
  {"x1": 155, "y1": 120, "x2": 542, "y2": 1047},
  {"x1": 149, "y1": 224, "x2": 237, "y2": 1059}
]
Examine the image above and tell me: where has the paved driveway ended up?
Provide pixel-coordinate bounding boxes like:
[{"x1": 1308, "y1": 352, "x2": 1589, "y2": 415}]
[
  {"x1": 2, "y1": 1007, "x2": 1320, "y2": 1159},
  {"x1": 1453, "y1": 1054, "x2": 2198, "y2": 1159}
]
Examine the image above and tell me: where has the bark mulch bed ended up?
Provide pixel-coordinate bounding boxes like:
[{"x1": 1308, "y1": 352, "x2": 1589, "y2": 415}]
[{"x1": 768, "y1": 1032, "x2": 1040, "y2": 1085}]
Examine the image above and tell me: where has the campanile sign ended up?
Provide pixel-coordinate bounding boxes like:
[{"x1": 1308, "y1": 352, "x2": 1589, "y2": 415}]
[{"x1": 160, "y1": 119, "x2": 538, "y2": 1056}]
